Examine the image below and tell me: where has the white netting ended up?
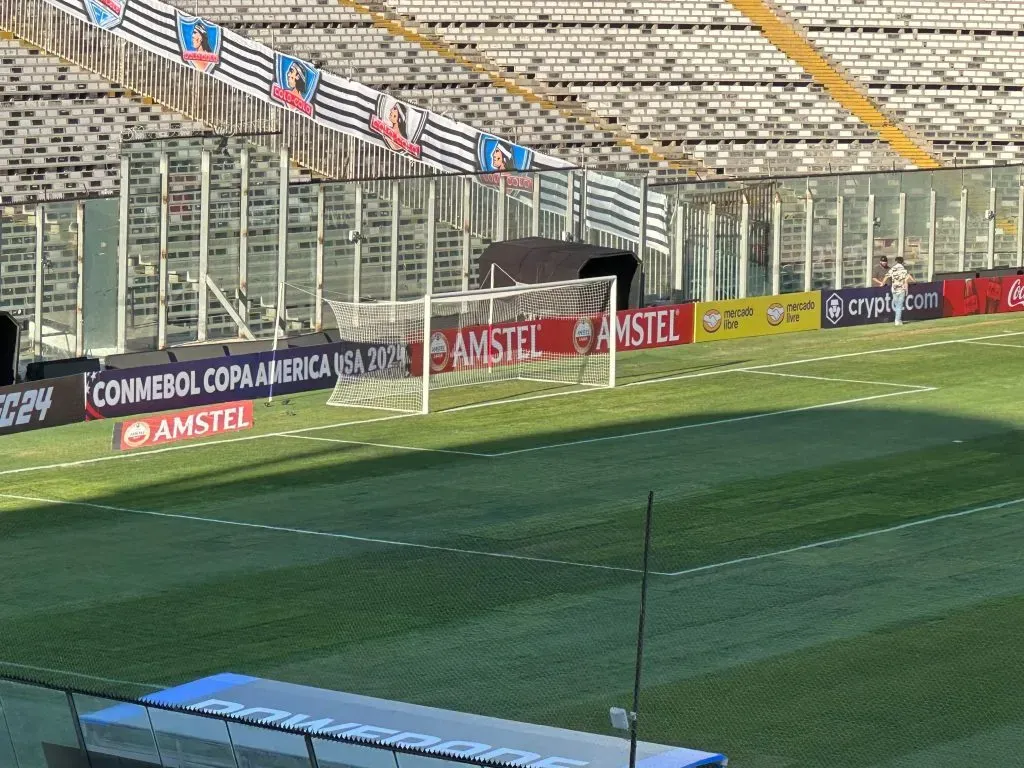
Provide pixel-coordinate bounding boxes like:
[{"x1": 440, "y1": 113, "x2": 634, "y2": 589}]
[
  {"x1": 324, "y1": 299, "x2": 424, "y2": 413},
  {"x1": 325, "y1": 276, "x2": 616, "y2": 413}
]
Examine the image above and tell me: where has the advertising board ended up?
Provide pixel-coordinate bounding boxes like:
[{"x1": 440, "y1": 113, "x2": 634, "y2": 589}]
[
  {"x1": 943, "y1": 275, "x2": 1024, "y2": 317},
  {"x1": 0, "y1": 375, "x2": 85, "y2": 436},
  {"x1": 694, "y1": 292, "x2": 820, "y2": 343},
  {"x1": 821, "y1": 282, "x2": 944, "y2": 328},
  {"x1": 112, "y1": 401, "x2": 253, "y2": 451},
  {"x1": 87, "y1": 341, "x2": 405, "y2": 419}
]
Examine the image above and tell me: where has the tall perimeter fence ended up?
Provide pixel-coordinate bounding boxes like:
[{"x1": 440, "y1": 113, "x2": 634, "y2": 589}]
[{"x1": 6, "y1": 153, "x2": 1024, "y2": 364}]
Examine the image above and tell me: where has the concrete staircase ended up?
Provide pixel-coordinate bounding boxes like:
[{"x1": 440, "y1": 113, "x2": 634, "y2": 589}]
[{"x1": 728, "y1": 0, "x2": 942, "y2": 170}]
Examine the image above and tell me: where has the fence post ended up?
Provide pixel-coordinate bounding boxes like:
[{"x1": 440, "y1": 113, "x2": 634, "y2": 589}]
[
  {"x1": 897, "y1": 191, "x2": 906, "y2": 265},
  {"x1": 704, "y1": 203, "x2": 716, "y2": 302},
  {"x1": 496, "y1": 175, "x2": 507, "y2": 242},
  {"x1": 803, "y1": 190, "x2": 813, "y2": 293},
  {"x1": 739, "y1": 195, "x2": 750, "y2": 299},
  {"x1": 198, "y1": 149, "x2": 211, "y2": 342},
  {"x1": 75, "y1": 201, "x2": 85, "y2": 357},
  {"x1": 865, "y1": 193, "x2": 875, "y2": 287},
  {"x1": 116, "y1": 155, "x2": 129, "y2": 353},
  {"x1": 1017, "y1": 182, "x2": 1024, "y2": 269},
  {"x1": 158, "y1": 152, "x2": 169, "y2": 350},
  {"x1": 672, "y1": 201, "x2": 684, "y2": 295},
  {"x1": 238, "y1": 146, "x2": 249, "y2": 327},
  {"x1": 530, "y1": 173, "x2": 542, "y2": 236},
  {"x1": 390, "y1": 181, "x2": 400, "y2": 303},
  {"x1": 834, "y1": 194, "x2": 844, "y2": 289},
  {"x1": 461, "y1": 179, "x2": 472, "y2": 291},
  {"x1": 33, "y1": 203, "x2": 43, "y2": 358},
  {"x1": 957, "y1": 186, "x2": 967, "y2": 272},
  {"x1": 927, "y1": 187, "x2": 937, "y2": 280},
  {"x1": 426, "y1": 177, "x2": 437, "y2": 296},
  {"x1": 987, "y1": 185, "x2": 996, "y2": 270},
  {"x1": 277, "y1": 144, "x2": 289, "y2": 332},
  {"x1": 349, "y1": 185, "x2": 363, "y2": 302},
  {"x1": 771, "y1": 194, "x2": 782, "y2": 295},
  {"x1": 315, "y1": 183, "x2": 325, "y2": 330}
]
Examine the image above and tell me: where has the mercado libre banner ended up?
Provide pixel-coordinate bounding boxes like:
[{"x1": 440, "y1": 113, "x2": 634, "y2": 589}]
[
  {"x1": 42, "y1": 0, "x2": 668, "y2": 252},
  {"x1": 85, "y1": 340, "x2": 406, "y2": 418},
  {"x1": 821, "y1": 282, "x2": 944, "y2": 328},
  {"x1": 409, "y1": 303, "x2": 695, "y2": 376},
  {"x1": 694, "y1": 292, "x2": 821, "y2": 343},
  {"x1": 943, "y1": 275, "x2": 1024, "y2": 317}
]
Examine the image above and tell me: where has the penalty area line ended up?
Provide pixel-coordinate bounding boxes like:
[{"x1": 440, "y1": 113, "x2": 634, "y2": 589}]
[
  {"x1": 488, "y1": 387, "x2": 937, "y2": 457},
  {"x1": 666, "y1": 496, "x2": 1024, "y2": 577},
  {"x1": 0, "y1": 493, "x2": 653, "y2": 576},
  {"x1": 278, "y1": 433, "x2": 495, "y2": 458},
  {"x1": 736, "y1": 370, "x2": 934, "y2": 390}
]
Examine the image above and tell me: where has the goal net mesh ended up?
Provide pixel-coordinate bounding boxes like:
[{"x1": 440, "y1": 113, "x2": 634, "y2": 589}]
[{"x1": 325, "y1": 276, "x2": 615, "y2": 413}]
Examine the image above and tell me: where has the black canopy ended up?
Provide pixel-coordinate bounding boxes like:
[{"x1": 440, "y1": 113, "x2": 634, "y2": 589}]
[
  {"x1": 477, "y1": 238, "x2": 640, "y2": 309},
  {"x1": 0, "y1": 311, "x2": 20, "y2": 386}
]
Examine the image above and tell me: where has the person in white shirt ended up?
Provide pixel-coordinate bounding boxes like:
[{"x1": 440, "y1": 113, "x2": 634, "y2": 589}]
[{"x1": 880, "y1": 256, "x2": 915, "y2": 326}]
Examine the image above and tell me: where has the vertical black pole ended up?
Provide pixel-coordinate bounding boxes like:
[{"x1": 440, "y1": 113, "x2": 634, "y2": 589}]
[{"x1": 629, "y1": 491, "x2": 655, "y2": 768}]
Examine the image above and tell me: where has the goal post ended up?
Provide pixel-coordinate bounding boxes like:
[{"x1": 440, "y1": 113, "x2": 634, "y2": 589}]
[{"x1": 324, "y1": 275, "x2": 618, "y2": 414}]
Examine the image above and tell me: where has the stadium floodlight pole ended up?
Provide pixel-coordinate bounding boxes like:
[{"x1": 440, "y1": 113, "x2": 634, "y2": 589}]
[{"x1": 628, "y1": 491, "x2": 655, "y2": 768}]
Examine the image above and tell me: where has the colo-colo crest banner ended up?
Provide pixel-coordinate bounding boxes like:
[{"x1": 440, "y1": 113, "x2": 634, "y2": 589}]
[
  {"x1": 85, "y1": 341, "x2": 406, "y2": 418},
  {"x1": 43, "y1": 0, "x2": 668, "y2": 251}
]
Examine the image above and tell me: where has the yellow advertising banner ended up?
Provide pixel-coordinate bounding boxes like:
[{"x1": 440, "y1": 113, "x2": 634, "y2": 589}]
[{"x1": 694, "y1": 291, "x2": 822, "y2": 342}]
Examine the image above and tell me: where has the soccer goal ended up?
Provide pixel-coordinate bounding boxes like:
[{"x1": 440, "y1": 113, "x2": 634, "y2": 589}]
[{"x1": 323, "y1": 275, "x2": 618, "y2": 414}]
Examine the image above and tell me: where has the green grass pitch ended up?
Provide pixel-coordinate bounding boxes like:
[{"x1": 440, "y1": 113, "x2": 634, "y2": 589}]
[{"x1": 2, "y1": 313, "x2": 1024, "y2": 767}]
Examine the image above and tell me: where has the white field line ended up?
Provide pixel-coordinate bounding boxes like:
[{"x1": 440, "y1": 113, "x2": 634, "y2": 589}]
[
  {"x1": 665, "y1": 496, "x2": 1024, "y2": 577},
  {"x1": 280, "y1": 433, "x2": 494, "y2": 458},
  {"x1": 959, "y1": 340, "x2": 1024, "y2": 350},
  {"x1": 737, "y1": 370, "x2": 933, "y2": 390},
  {"x1": 628, "y1": 328, "x2": 1024, "y2": 388},
  {"x1": 0, "y1": 412, "x2": 418, "y2": 478},
  {"x1": 0, "y1": 493, "x2": 653, "y2": 576},
  {"x1": 487, "y1": 388, "x2": 936, "y2": 457},
  {"x1": 0, "y1": 660, "x2": 167, "y2": 691},
  {"x1": 2, "y1": 326, "x2": 1016, "y2": 477}
]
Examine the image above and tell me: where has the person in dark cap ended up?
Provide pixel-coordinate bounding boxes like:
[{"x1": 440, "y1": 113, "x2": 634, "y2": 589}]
[{"x1": 872, "y1": 255, "x2": 889, "y2": 287}]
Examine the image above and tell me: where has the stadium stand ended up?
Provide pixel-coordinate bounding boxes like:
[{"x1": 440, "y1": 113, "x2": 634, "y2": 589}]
[{"x1": 777, "y1": 0, "x2": 1024, "y2": 165}]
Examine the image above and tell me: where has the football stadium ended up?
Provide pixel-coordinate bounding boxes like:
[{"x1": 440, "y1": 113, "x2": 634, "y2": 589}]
[{"x1": 2, "y1": 1, "x2": 1024, "y2": 767}]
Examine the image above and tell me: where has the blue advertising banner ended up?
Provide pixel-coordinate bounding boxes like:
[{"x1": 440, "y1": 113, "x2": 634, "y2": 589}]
[
  {"x1": 85, "y1": 341, "x2": 406, "y2": 419},
  {"x1": 821, "y1": 282, "x2": 944, "y2": 329}
]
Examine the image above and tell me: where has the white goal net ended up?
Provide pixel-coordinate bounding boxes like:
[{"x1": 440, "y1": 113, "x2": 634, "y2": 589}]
[{"x1": 324, "y1": 276, "x2": 617, "y2": 413}]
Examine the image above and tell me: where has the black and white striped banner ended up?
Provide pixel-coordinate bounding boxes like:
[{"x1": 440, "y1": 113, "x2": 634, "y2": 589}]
[{"x1": 43, "y1": 0, "x2": 668, "y2": 252}]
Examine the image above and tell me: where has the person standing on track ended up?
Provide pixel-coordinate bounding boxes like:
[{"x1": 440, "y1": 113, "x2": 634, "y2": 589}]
[{"x1": 880, "y1": 256, "x2": 915, "y2": 326}]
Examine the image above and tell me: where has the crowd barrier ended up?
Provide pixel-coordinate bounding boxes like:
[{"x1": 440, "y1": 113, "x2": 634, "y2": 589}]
[{"x1": 2, "y1": 275, "x2": 1022, "y2": 430}]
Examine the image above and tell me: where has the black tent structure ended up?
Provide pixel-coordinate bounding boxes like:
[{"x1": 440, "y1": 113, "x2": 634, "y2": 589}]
[
  {"x1": 477, "y1": 237, "x2": 641, "y2": 309},
  {"x1": 0, "y1": 311, "x2": 20, "y2": 386}
]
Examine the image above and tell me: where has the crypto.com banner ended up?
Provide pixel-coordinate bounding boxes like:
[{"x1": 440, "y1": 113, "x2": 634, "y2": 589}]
[
  {"x1": 821, "y1": 282, "x2": 944, "y2": 328},
  {"x1": 694, "y1": 292, "x2": 820, "y2": 343},
  {"x1": 943, "y1": 275, "x2": 1024, "y2": 316},
  {"x1": 410, "y1": 304, "x2": 694, "y2": 376},
  {"x1": 86, "y1": 341, "x2": 406, "y2": 418},
  {"x1": 0, "y1": 375, "x2": 85, "y2": 435}
]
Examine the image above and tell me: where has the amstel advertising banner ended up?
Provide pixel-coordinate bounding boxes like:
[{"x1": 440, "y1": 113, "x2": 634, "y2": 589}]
[
  {"x1": 694, "y1": 292, "x2": 821, "y2": 343},
  {"x1": 943, "y1": 275, "x2": 1024, "y2": 317},
  {"x1": 409, "y1": 304, "x2": 694, "y2": 376},
  {"x1": 112, "y1": 401, "x2": 254, "y2": 451}
]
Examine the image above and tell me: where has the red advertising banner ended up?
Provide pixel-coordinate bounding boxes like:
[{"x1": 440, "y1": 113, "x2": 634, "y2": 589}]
[
  {"x1": 410, "y1": 303, "x2": 694, "y2": 376},
  {"x1": 943, "y1": 276, "x2": 1024, "y2": 317},
  {"x1": 112, "y1": 401, "x2": 254, "y2": 451}
]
